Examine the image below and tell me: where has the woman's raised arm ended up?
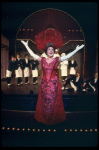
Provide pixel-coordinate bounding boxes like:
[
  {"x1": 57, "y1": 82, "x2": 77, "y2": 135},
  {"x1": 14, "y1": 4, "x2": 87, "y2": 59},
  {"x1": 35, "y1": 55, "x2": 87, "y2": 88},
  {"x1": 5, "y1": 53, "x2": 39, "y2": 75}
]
[
  {"x1": 21, "y1": 40, "x2": 42, "y2": 61},
  {"x1": 59, "y1": 44, "x2": 84, "y2": 62}
]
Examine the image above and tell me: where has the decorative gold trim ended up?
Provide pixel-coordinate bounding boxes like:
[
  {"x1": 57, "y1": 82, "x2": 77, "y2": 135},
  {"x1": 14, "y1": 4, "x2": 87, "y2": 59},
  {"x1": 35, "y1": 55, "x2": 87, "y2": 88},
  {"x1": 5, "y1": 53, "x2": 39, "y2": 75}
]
[
  {"x1": 17, "y1": 39, "x2": 36, "y2": 44},
  {"x1": 62, "y1": 40, "x2": 84, "y2": 46}
]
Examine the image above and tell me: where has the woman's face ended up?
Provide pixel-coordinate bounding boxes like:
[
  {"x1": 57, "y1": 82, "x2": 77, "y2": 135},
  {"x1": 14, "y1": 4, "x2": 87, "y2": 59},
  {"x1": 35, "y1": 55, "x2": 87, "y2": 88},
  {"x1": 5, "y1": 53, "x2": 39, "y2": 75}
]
[{"x1": 47, "y1": 47, "x2": 54, "y2": 57}]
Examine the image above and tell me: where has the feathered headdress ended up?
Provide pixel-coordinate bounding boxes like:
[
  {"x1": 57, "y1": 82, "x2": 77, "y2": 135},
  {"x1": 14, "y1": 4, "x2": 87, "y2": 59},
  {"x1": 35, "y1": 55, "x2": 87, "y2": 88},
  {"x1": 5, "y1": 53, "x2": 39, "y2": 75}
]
[{"x1": 35, "y1": 28, "x2": 64, "y2": 51}]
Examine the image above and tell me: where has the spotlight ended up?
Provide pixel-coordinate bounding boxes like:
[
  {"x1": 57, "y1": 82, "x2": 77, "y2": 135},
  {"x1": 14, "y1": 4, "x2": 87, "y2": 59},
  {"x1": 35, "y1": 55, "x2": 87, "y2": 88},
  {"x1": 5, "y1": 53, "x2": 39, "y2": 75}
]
[
  {"x1": 95, "y1": 129, "x2": 97, "y2": 132},
  {"x1": 12, "y1": 128, "x2": 15, "y2": 131},
  {"x1": 7, "y1": 127, "x2": 10, "y2": 130},
  {"x1": 90, "y1": 129, "x2": 92, "y2": 132},
  {"x1": 53, "y1": 129, "x2": 56, "y2": 132},
  {"x1": 80, "y1": 129, "x2": 83, "y2": 132},
  {"x1": 17, "y1": 128, "x2": 20, "y2": 131},
  {"x1": 2, "y1": 127, "x2": 5, "y2": 130},
  {"x1": 43, "y1": 129, "x2": 45, "y2": 132},
  {"x1": 64, "y1": 129, "x2": 67, "y2": 132},
  {"x1": 48, "y1": 129, "x2": 51, "y2": 132},
  {"x1": 85, "y1": 129, "x2": 88, "y2": 132},
  {"x1": 33, "y1": 129, "x2": 35, "y2": 131},
  {"x1": 22, "y1": 128, "x2": 25, "y2": 131},
  {"x1": 38, "y1": 129, "x2": 40, "y2": 132},
  {"x1": 70, "y1": 129, "x2": 72, "y2": 132},
  {"x1": 75, "y1": 129, "x2": 77, "y2": 132},
  {"x1": 27, "y1": 128, "x2": 30, "y2": 131}
]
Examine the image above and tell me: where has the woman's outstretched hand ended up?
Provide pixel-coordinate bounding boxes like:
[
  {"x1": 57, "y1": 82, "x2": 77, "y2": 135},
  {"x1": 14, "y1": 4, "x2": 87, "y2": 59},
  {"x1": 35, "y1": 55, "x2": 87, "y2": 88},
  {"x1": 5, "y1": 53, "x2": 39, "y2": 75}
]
[
  {"x1": 75, "y1": 44, "x2": 84, "y2": 51},
  {"x1": 20, "y1": 40, "x2": 40, "y2": 61},
  {"x1": 60, "y1": 44, "x2": 85, "y2": 62}
]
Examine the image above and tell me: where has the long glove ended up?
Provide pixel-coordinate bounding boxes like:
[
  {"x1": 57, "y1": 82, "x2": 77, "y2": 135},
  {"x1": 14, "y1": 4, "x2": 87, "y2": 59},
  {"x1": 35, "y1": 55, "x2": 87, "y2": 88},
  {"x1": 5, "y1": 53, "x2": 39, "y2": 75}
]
[
  {"x1": 21, "y1": 40, "x2": 39, "y2": 60},
  {"x1": 60, "y1": 44, "x2": 84, "y2": 62}
]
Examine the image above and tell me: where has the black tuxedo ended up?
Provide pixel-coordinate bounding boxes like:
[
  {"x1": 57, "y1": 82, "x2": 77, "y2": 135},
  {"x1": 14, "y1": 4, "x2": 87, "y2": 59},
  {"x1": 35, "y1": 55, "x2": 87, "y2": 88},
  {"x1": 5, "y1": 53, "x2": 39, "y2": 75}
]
[
  {"x1": 6, "y1": 60, "x2": 16, "y2": 84},
  {"x1": 8, "y1": 60, "x2": 16, "y2": 71},
  {"x1": 30, "y1": 59, "x2": 39, "y2": 70},
  {"x1": 68, "y1": 60, "x2": 77, "y2": 69},
  {"x1": 64, "y1": 75, "x2": 84, "y2": 91},
  {"x1": 15, "y1": 58, "x2": 23, "y2": 70},
  {"x1": 22, "y1": 59, "x2": 31, "y2": 70},
  {"x1": 85, "y1": 77, "x2": 98, "y2": 90}
]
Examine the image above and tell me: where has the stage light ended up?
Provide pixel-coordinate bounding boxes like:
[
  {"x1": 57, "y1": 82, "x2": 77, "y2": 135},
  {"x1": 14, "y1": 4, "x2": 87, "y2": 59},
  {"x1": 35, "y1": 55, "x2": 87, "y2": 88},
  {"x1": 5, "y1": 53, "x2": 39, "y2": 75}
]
[
  {"x1": 80, "y1": 129, "x2": 83, "y2": 132},
  {"x1": 23, "y1": 29, "x2": 25, "y2": 31},
  {"x1": 68, "y1": 30, "x2": 70, "y2": 32},
  {"x1": 90, "y1": 129, "x2": 92, "y2": 132},
  {"x1": 64, "y1": 129, "x2": 67, "y2": 132},
  {"x1": 75, "y1": 129, "x2": 77, "y2": 132},
  {"x1": 27, "y1": 128, "x2": 30, "y2": 131},
  {"x1": 70, "y1": 129, "x2": 72, "y2": 132},
  {"x1": 7, "y1": 127, "x2": 10, "y2": 130},
  {"x1": 38, "y1": 129, "x2": 40, "y2": 132},
  {"x1": 33, "y1": 129, "x2": 35, "y2": 131},
  {"x1": 12, "y1": 128, "x2": 15, "y2": 131},
  {"x1": 31, "y1": 29, "x2": 33, "y2": 31},
  {"x1": 27, "y1": 29, "x2": 29, "y2": 31},
  {"x1": 17, "y1": 128, "x2": 20, "y2": 131},
  {"x1": 22, "y1": 128, "x2": 25, "y2": 131},
  {"x1": 95, "y1": 129, "x2": 97, "y2": 132},
  {"x1": 76, "y1": 30, "x2": 78, "y2": 32},
  {"x1": 2, "y1": 127, "x2": 5, "y2": 130},
  {"x1": 53, "y1": 129, "x2": 56, "y2": 132},
  {"x1": 48, "y1": 129, "x2": 51, "y2": 132},
  {"x1": 85, "y1": 129, "x2": 88, "y2": 132},
  {"x1": 72, "y1": 30, "x2": 74, "y2": 32},
  {"x1": 43, "y1": 129, "x2": 45, "y2": 132}
]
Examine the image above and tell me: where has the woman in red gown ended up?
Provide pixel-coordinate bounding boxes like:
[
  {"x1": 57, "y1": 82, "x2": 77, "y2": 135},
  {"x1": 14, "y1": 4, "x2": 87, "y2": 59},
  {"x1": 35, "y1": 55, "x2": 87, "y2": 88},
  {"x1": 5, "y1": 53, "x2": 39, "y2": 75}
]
[
  {"x1": 21, "y1": 41, "x2": 84, "y2": 125},
  {"x1": 34, "y1": 43, "x2": 66, "y2": 125}
]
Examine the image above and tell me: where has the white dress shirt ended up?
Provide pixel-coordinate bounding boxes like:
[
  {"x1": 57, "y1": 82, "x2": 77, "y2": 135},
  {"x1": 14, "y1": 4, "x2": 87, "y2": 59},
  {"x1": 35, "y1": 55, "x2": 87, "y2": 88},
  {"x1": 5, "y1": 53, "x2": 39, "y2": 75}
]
[{"x1": 76, "y1": 76, "x2": 80, "y2": 82}]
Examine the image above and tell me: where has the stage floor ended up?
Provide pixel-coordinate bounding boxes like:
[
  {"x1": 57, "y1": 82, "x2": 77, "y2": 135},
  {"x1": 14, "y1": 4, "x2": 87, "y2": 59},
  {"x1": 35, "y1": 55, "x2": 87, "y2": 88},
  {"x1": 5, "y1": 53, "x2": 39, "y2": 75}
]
[
  {"x1": 1, "y1": 76, "x2": 98, "y2": 95},
  {"x1": 1, "y1": 76, "x2": 98, "y2": 147},
  {"x1": 1, "y1": 109, "x2": 98, "y2": 147}
]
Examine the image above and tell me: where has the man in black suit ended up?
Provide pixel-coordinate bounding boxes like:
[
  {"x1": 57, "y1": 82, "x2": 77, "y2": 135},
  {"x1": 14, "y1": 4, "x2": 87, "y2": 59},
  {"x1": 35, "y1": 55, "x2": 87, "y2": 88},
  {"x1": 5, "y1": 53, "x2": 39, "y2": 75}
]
[
  {"x1": 83, "y1": 73, "x2": 98, "y2": 91},
  {"x1": 68, "y1": 57, "x2": 77, "y2": 78},
  {"x1": 62, "y1": 71, "x2": 85, "y2": 91},
  {"x1": 23, "y1": 54, "x2": 31, "y2": 84},
  {"x1": 15, "y1": 53, "x2": 23, "y2": 85},
  {"x1": 6, "y1": 55, "x2": 16, "y2": 86},
  {"x1": 30, "y1": 58, "x2": 39, "y2": 84}
]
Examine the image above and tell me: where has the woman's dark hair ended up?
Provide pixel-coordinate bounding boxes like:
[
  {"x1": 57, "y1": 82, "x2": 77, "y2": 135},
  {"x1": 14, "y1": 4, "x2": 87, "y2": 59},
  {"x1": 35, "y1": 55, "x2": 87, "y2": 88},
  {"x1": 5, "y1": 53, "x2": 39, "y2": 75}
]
[{"x1": 44, "y1": 42, "x2": 56, "y2": 54}]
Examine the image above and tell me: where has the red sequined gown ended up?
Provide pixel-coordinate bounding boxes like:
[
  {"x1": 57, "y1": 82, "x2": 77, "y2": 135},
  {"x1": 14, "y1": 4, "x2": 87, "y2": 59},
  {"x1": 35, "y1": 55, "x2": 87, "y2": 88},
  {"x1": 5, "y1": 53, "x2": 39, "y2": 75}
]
[{"x1": 34, "y1": 57, "x2": 66, "y2": 125}]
